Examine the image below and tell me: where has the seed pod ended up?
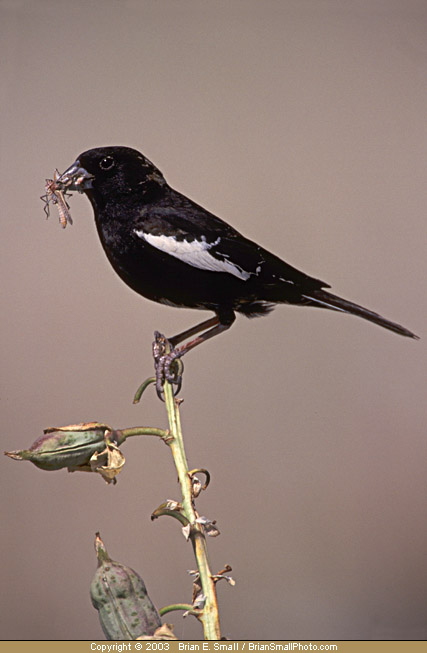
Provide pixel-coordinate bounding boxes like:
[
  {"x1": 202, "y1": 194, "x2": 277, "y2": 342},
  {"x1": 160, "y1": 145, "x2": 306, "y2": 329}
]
[
  {"x1": 90, "y1": 533, "x2": 161, "y2": 640},
  {"x1": 5, "y1": 422, "x2": 112, "y2": 471}
]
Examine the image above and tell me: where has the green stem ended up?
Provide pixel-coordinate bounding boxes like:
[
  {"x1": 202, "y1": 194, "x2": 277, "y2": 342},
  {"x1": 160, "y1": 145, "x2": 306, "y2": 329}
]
[
  {"x1": 116, "y1": 426, "x2": 170, "y2": 444},
  {"x1": 151, "y1": 507, "x2": 189, "y2": 527},
  {"x1": 133, "y1": 377, "x2": 156, "y2": 403},
  {"x1": 159, "y1": 603, "x2": 200, "y2": 617},
  {"x1": 163, "y1": 379, "x2": 221, "y2": 640}
]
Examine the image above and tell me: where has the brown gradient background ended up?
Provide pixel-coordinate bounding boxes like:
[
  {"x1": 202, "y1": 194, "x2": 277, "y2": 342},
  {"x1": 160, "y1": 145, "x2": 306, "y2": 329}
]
[{"x1": 1, "y1": 0, "x2": 426, "y2": 641}]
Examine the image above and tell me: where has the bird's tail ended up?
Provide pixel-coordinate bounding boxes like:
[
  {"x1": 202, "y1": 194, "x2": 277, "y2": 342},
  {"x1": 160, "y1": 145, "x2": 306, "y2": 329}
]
[{"x1": 301, "y1": 289, "x2": 419, "y2": 339}]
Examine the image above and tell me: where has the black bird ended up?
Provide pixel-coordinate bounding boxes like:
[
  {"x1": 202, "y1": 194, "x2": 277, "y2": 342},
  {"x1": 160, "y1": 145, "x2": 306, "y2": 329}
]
[{"x1": 56, "y1": 146, "x2": 418, "y2": 393}]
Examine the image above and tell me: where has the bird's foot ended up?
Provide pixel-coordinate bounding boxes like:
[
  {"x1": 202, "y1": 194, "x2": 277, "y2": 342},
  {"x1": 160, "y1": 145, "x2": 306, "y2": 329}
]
[{"x1": 152, "y1": 331, "x2": 184, "y2": 400}]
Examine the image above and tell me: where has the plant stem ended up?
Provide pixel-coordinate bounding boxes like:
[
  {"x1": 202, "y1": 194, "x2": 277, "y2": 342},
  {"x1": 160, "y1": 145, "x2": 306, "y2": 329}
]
[
  {"x1": 163, "y1": 379, "x2": 221, "y2": 640},
  {"x1": 117, "y1": 426, "x2": 170, "y2": 443},
  {"x1": 159, "y1": 603, "x2": 200, "y2": 617}
]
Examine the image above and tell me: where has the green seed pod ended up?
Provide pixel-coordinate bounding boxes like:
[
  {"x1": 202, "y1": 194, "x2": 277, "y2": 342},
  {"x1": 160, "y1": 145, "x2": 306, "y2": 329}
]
[
  {"x1": 5, "y1": 422, "x2": 112, "y2": 471},
  {"x1": 90, "y1": 533, "x2": 161, "y2": 640}
]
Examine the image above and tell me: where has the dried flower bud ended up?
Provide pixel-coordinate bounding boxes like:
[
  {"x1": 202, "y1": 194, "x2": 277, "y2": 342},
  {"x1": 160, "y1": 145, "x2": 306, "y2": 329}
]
[
  {"x1": 5, "y1": 422, "x2": 113, "y2": 472},
  {"x1": 90, "y1": 533, "x2": 161, "y2": 640},
  {"x1": 195, "y1": 516, "x2": 220, "y2": 537},
  {"x1": 88, "y1": 441, "x2": 125, "y2": 484}
]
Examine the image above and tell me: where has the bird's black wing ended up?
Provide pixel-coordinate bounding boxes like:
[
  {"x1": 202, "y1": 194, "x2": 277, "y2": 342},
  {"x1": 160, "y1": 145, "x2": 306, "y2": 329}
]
[
  {"x1": 132, "y1": 193, "x2": 329, "y2": 290},
  {"x1": 133, "y1": 188, "x2": 244, "y2": 240},
  {"x1": 209, "y1": 235, "x2": 329, "y2": 289}
]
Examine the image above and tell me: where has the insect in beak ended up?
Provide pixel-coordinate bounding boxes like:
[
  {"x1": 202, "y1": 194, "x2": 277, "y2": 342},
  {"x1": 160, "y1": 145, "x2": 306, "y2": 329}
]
[{"x1": 40, "y1": 169, "x2": 72, "y2": 228}]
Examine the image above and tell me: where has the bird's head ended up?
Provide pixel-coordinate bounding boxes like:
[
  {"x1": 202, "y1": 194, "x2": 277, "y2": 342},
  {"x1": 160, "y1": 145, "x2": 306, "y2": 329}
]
[{"x1": 56, "y1": 146, "x2": 166, "y2": 202}]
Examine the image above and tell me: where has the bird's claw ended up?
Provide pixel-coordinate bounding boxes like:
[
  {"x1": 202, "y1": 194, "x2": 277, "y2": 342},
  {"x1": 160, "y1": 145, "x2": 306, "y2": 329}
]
[{"x1": 152, "y1": 331, "x2": 184, "y2": 400}]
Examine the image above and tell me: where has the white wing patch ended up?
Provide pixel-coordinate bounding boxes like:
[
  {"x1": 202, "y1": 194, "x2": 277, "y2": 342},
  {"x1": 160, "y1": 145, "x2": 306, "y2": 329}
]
[{"x1": 134, "y1": 230, "x2": 251, "y2": 281}]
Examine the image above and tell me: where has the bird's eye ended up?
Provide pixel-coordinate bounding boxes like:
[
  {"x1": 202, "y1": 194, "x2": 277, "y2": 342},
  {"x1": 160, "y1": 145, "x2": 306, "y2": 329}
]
[{"x1": 99, "y1": 156, "x2": 115, "y2": 170}]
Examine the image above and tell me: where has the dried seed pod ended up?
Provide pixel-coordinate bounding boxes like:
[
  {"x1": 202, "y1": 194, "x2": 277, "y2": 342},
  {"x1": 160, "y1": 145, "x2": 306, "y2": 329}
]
[
  {"x1": 90, "y1": 534, "x2": 161, "y2": 641},
  {"x1": 5, "y1": 423, "x2": 112, "y2": 471}
]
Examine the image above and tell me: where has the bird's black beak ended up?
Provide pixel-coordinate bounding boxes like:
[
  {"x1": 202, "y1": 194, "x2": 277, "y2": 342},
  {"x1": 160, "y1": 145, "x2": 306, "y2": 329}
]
[{"x1": 56, "y1": 160, "x2": 94, "y2": 192}]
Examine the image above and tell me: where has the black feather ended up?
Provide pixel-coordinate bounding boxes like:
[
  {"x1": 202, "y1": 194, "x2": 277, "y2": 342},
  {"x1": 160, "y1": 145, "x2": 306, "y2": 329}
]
[{"x1": 301, "y1": 290, "x2": 418, "y2": 339}]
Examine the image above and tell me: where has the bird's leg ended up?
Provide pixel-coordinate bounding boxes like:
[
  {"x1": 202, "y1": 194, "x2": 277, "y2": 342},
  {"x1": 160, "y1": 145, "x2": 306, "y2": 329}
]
[
  {"x1": 163, "y1": 321, "x2": 231, "y2": 383},
  {"x1": 152, "y1": 313, "x2": 234, "y2": 399},
  {"x1": 168, "y1": 316, "x2": 220, "y2": 347},
  {"x1": 153, "y1": 318, "x2": 219, "y2": 396}
]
